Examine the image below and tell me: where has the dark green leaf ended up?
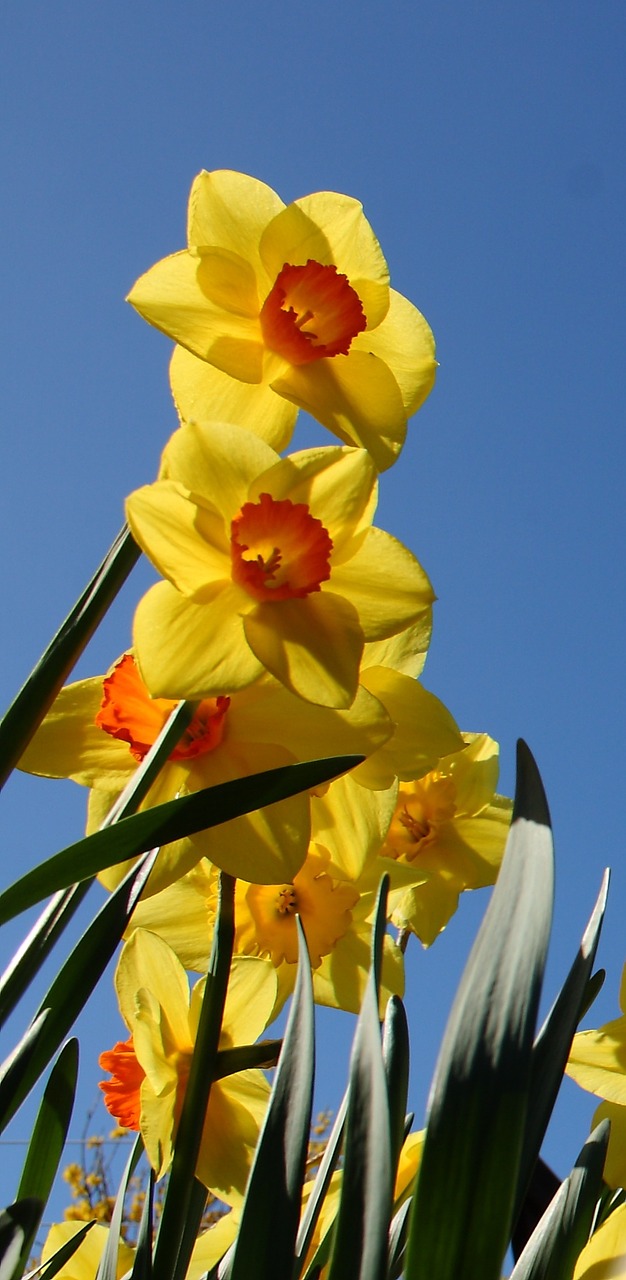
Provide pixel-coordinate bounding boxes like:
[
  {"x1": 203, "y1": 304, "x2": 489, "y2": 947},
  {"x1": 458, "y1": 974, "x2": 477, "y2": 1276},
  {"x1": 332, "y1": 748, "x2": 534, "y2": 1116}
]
[
  {"x1": 294, "y1": 1091, "x2": 348, "y2": 1278},
  {"x1": 0, "y1": 756, "x2": 363, "y2": 925},
  {"x1": 405, "y1": 740, "x2": 554, "y2": 1280},
  {"x1": 214, "y1": 1040, "x2": 281, "y2": 1079},
  {"x1": 153, "y1": 874, "x2": 235, "y2": 1280},
  {"x1": 0, "y1": 1201, "x2": 42, "y2": 1280},
  {"x1": 510, "y1": 1120, "x2": 609, "y2": 1280},
  {"x1": 14, "y1": 1040, "x2": 79, "y2": 1272},
  {"x1": 327, "y1": 882, "x2": 393, "y2": 1280},
  {"x1": 514, "y1": 872, "x2": 609, "y2": 1228},
  {"x1": 130, "y1": 1167, "x2": 154, "y2": 1280},
  {"x1": 228, "y1": 916, "x2": 314, "y2": 1280},
  {"x1": 382, "y1": 996, "x2": 410, "y2": 1185},
  {"x1": 26, "y1": 1222, "x2": 95, "y2": 1280},
  {"x1": 96, "y1": 1134, "x2": 143, "y2": 1280},
  {"x1": 0, "y1": 887, "x2": 90, "y2": 1028},
  {"x1": 0, "y1": 852, "x2": 157, "y2": 1131},
  {"x1": 0, "y1": 525, "x2": 140, "y2": 791},
  {"x1": 387, "y1": 1199, "x2": 412, "y2": 1280}
]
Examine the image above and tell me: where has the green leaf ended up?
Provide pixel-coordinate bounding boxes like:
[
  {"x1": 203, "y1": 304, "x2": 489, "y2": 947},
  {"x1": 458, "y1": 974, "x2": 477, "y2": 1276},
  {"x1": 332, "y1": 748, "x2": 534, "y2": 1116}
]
[
  {"x1": 25, "y1": 1222, "x2": 95, "y2": 1280},
  {"x1": 382, "y1": 996, "x2": 410, "y2": 1186},
  {"x1": 294, "y1": 1091, "x2": 348, "y2": 1279},
  {"x1": 228, "y1": 916, "x2": 315, "y2": 1280},
  {"x1": 0, "y1": 1201, "x2": 42, "y2": 1280},
  {"x1": 387, "y1": 1199, "x2": 412, "y2": 1280},
  {"x1": 0, "y1": 851, "x2": 158, "y2": 1131},
  {"x1": 405, "y1": 740, "x2": 554, "y2": 1280},
  {"x1": 153, "y1": 874, "x2": 235, "y2": 1280},
  {"x1": 0, "y1": 887, "x2": 91, "y2": 1028},
  {"x1": 510, "y1": 1121, "x2": 610, "y2": 1280},
  {"x1": 326, "y1": 881, "x2": 393, "y2": 1280},
  {"x1": 513, "y1": 871, "x2": 609, "y2": 1228},
  {"x1": 14, "y1": 1040, "x2": 79, "y2": 1272},
  {"x1": 214, "y1": 1040, "x2": 281, "y2": 1079},
  {"x1": 0, "y1": 525, "x2": 140, "y2": 791},
  {"x1": 130, "y1": 1169, "x2": 154, "y2": 1280},
  {"x1": 96, "y1": 1134, "x2": 143, "y2": 1280},
  {"x1": 0, "y1": 756, "x2": 363, "y2": 925}
]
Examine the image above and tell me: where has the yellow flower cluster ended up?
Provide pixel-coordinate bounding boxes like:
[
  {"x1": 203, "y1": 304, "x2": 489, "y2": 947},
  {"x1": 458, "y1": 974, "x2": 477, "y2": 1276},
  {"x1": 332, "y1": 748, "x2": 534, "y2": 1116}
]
[{"x1": 19, "y1": 170, "x2": 512, "y2": 1210}]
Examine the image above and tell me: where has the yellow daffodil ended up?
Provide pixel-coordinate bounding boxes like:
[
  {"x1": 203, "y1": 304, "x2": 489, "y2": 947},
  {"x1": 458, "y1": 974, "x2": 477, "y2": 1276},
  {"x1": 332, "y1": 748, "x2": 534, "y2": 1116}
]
[
  {"x1": 567, "y1": 965, "x2": 626, "y2": 1104},
  {"x1": 40, "y1": 1223, "x2": 134, "y2": 1280},
  {"x1": 99, "y1": 930, "x2": 275, "y2": 1202},
  {"x1": 379, "y1": 733, "x2": 512, "y2": 946},
  {"x1": 126, "y1": 421, "x2": 434, "y2": 709},
  {"x1": 18, "y1": 651, "x2": 393, "y2": 891},
  {"x1": 128, "y1": 169, "x2": 436, "y2": 470},
  {"x1": 573, "y1": 1204, "x2": 626, "y2": 1278},
  {"x1": 127, "y1": 846, "x2": 404, "y2": 1017}
]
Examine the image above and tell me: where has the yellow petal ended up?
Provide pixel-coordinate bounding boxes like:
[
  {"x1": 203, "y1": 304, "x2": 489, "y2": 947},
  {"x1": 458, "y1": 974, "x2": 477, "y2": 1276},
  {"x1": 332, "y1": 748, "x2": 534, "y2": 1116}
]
[
  {"x1": 352, "y1": 288, "x2": 436, "y2": 416},
  {"x1": 243, "y1": 592, "x2": 363, "y2": 709},
  {"x1": 259, "y1": 191, "x2": 389, "y2": 328},
  {"x1": 568, "y1": 1019, "x2": 626, "y2": 1104},
  {"x1": 18, "y1": 677, "x2": 134, "y2": 789},
  {"x1": 192, "y1": 955, "x2": 277, "y2": 1045},
  {"x1": 591, "y1": 1101, "x2": 626, "y2": 1190},
  {"x1": 140, "y1": 1081, "x2": 177, "y2": 1179},
  {"x1": 187, "y1": 1212, "x2": 240, "y2": 1280},
  {"x1": 446, "y1": 733, "x2": 501, "y2": 814},
  {"x1": 354, "y1": 671, "x2": 463, "y2": 789},
  {"x1": 160, "y1": 419, "x2": 279, "y2": 523},
  {"x1": 126, "y1": 864, "x2": 216, "y2": 972},
  {"x1": 115, "y1": 930, "x2": 191, "y2": 1051},
  {"x1": 252, "y1": 445, "x2": 377, "y2": 556},
  {"x1": 330, "y1": 527, "x2": 435, "y2": 641},
  {"x1": 196, "y1": 1071, "x2": 270, "y2": 1199},
  {"x1": 311, "y1": 774, "x2": 397, "y2": 880},
  {"x1": 41, "y1": 1223, "x2": 134, "y2": 1280},
  {"x1": 170, "y1": 345, "x2": 297, "y2": 452},
  {"x1": 391, "y1": 874, "x2": 462, "y2": 947},
  {"x1": 362, "y1": 618, "x2": 433, "y2": 678},
  {"x1": 187, "y1": 170, "x2": 283, "y2": 283},
  {"x1": 126, "y1": 480, "x2": 230, "y2": 598},
  {"x1": 312, "y1": 932, "x2": 404, "y2": 1015},
  {"x1": 573, "y1": 1202, "x2": 626, "y2": 1278},
  {"x1": 133, "y1": 581, "x2": 263, "y2": 700},
  {"x1": 227, "y1": 675, "x2": 392, "y2": 763},
  {"x1": 271, "y1": 351, "x2": 406, "y2": 471},
  {"x1": 128, "y1": 250, "x2": 264, "y2": 380}
]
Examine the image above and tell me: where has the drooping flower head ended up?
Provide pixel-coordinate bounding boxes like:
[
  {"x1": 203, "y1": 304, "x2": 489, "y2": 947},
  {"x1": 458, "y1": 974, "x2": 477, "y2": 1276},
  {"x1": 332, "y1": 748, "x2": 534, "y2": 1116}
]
[
  {"x1": 128, "y1": 170, "x2": 436, "y2": 470},
  {"x1": 126, "y1": 421, "x2": 435, "y2": 709}
]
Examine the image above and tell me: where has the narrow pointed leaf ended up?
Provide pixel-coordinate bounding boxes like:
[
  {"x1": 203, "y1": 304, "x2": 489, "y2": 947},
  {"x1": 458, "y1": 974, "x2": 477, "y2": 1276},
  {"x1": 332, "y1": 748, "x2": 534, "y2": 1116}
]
[
  {"x1": 228, "y1": 916, "x2": 314, "y2": 1280},
  {"x1": 0, "y1": 1201, "x2": 42, "y2": 1280},
  {"x1": 170, "y1": 1180, "x2": 207, "y2": 1280},
  {"x1": 0, "y1": 525, "x2": 140, "y2": 791},
  {"x1": 387, "y1": 1199, "x2": 412, "y2": 1280},
  {"x1": 383, "y1": 996, "x2": 410, "y2": 1185},
  {"x1": 511, "y1": 1120, "x2": 610, "y2": 1280},
  {"x1": 294, "y1": 1089, "x2": 348, "y2": 1278},
  {"x1": 0, "y1": 851, "x2": 157, "y2": 1130},
  {"x1": 327, "y1": 882, "x2": 393, "y2": 1280},
  {"x1": 25, "y1": 1222, "x2": 95, "y2": 1280},
  {"x1": 130, "y1": 1168, "x2": 154, "y2": 1280},
  {"x1": 405, "y1": 740, "x2": 554, "y2": 1280},
  {"x1": 96, "y1": 1134, "x2": 143, "y2": 1280},
  {"x1": 0, "y1": 756, "x2": 363, "y2": 925},
  {"x1": 0, "y1": 887, "x2": 90, "y2": 1028},
  {"x1": 14, "y1": 1039, "x2": 78, "y2": 1272},
  {"x1": 214, "y1": 1040, "x2": 281, "y2": 1079},
  {"x1": 514, "y1": 872, "x2": 609, "y2": 1227},
  {"x1": 153, "y1": 874, "x2": 235, "y2": 1280}
]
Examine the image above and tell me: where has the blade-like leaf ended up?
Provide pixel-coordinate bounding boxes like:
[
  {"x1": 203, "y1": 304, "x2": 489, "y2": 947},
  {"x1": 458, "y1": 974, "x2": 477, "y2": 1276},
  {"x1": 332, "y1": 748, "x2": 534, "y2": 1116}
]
[
  {"x1": 0, "y1": 886, "x2": 91, "y2": 1028},
  {"x1": 228, "y1": 917, "x2": 315, "y2": 1280},
  {"x1": 214, "y1": 1040, "x2": 281, "y2": 1080},
  {"x1": 0, "y1": 525, "x2": 140, "y2": 791},
  {"x1": 383, "y1": 996, "x2": 410, "y2": 1185},
  {"x1": 405, "y1": 740, "x2": 554, "y2": 1280},
  {"x1": 513, "y1": 871, "x2": 609, "y2": 1228},
  {"x1": 14, "y1": 1040, "x2": 79, "y2": 1272},
  {"x1": 153, "y1": 874, "x2": 235, "y2": 1280},
  {"x1": 0, "y1": 1201, "x2": 42, "y2": 1280},
  {"x1": 130, "y1": 1168, "x2": 154, "y2": 1280},
  {"x1": 24, "y1": 1222, "x2": 95, "y2": 1280},
  {"x1": 0, "y1": 851, "x2": 158, "y2": 1130},
  {"x1": 96, "y1": 1134, "x2": 143, "y2": 1280},
  {"x1": 0, "y1": 756, "x2": 363, "y2": 925},
  {"x1": 511, "y1": 1120, "x2": 610, "y2": 1280},
  {"x1": 294, "y1": 1090, "x2": 348, "y2": 1278},
  {"x1": 326, "y1": 881, "x2": 393, "y2": 1280},
  {"x1": 387, "y1": 1199, "x2": 412, "y2": 1280}
]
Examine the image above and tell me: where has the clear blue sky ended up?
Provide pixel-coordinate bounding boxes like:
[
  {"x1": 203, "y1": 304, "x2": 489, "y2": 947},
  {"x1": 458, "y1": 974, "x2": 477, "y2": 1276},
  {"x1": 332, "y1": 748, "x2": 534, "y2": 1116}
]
[{"x1": 1, "y1": 0, "x2": 625, "y2": 1233}]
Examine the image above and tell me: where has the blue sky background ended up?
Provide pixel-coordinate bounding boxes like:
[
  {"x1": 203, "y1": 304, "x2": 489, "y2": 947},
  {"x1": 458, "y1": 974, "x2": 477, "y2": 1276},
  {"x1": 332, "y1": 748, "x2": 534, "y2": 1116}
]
[{"x1": 1, "y1": 0, "x2": 625, "y2": 1238}]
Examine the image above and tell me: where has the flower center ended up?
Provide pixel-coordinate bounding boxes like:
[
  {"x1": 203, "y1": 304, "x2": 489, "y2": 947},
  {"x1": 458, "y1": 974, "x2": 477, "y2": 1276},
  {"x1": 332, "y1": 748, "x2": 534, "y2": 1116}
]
[
  {"x1": 259, "y1": 260, "x2": 366, "y2": 365},
  {"x1": 95, "y1": 653, "x2": 230, "y2": 763},
  {"x1": 384, "y1": 775, "x2": 457, "y2": 863},
  {"x1": 230, "y1": 492, "x2": 333, "y2": 602},
  {"x1": 99, "y1": 1037, "x2": 145, "y2": 1130},
  {"x1": 242, "y1": 851, "x2": 359, "y2": 968}
]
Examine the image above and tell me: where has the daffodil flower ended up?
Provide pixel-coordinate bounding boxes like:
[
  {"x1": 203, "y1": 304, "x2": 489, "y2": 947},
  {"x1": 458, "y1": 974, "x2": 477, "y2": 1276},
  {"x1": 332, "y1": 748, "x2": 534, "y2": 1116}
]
[
  {"x1": 127, "y1": 846, "x2": 405, "y2": 1017},
  {"x1": 19, "y1": 650, "x2": 392, "y2": 891},
  {"x1": 99, "y1": 930, "x2": 276, "y2": 1202},
  {"x1": 378, "y1": 733, "x2": 512, "y2": 946},
  {"x1": 572, "y1": 1203, "x2": 626, "y2": 1278},
  {"x1": 128, "y1": 169, "x2": 436, "y2": 471},
  {"x1": 126, "y1": 421, "x2": 434, "y2": 709},
  {"x1": 567, "y1": 964, "x2": 626, "y2": 1106}
]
